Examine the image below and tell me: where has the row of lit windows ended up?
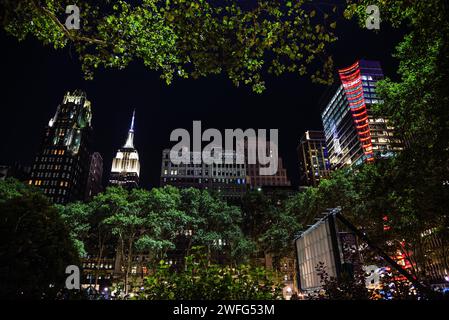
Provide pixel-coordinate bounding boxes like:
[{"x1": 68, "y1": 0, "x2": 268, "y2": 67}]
[
  {"x1": 43, "y1": 149, "x2": 66, "y2": 156},
  {"x1": 85, "y1": 274, "x2": 112, "y2": 280},
  {"x1": 163, "y1": 177, "x2": 246, "y2": 185},
  {"x1": 164, "y1": 169, "x2": 244, "y2": 177},
  {"x1": 44, "y1": 188, "x2": 67, "y2": 196},
  {"x1": 35, "y1": 157, "x2": 73, "y2": 165},
  {"x1": 29, "y1": 179, "x2": 70, "y2": 187},
  {"x1": 366, "y1": 99, "x2": 383, "y2": 104},
  {"x1": 361, "y1": 75, "x2": 373, "y2": 81},
  {"x1": 362, "y1": 80, "x2": 377, "y2": 87},
  {"x1": 34, "y1": 164, "x2": 67, "y2": 171},
  {"x1": 32, "y1": 171, "x2": 72, "y2": 179},
  {"x1": 49, "y1": 197, "x2": 67, "y2": 204},
  {"x1": 39, "y1": 157, "x2": 69, "y2": 164},
  {"x1": 214, "y1": 171, "x2": 243, "y2": 177},
  {"x1": 83, "y1": 263, "x2": 114, "y2": 270},
  {"x1": 38, "y1": 172, "x2": 55, "y2": 179},
  {"x1": 30, "y1": 180, "x2": 42, "y2": 186},
  {"x1": 165, "y1": 162, "x2": 245, "y2": 169},
  {"x1": 363, "y1": 87, "x2": 376, "y2": 93}
]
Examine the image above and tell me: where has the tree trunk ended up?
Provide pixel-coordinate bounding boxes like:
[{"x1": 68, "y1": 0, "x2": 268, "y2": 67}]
[
  {"x1": 185, "y1": 236, "x2": 193, "y2": 257},
  {"x1": 124, "y1": 236, "x2": 134, "y2": 296},
  {"x1": 207, "y1": 245, "x2": 211, "y2": 264},
  {"x1": 120, "y1": 237, "x2": 126, "y2": 295},
  {"x1": 94, "y1": 233, "x2": 104, "y2": 288}
]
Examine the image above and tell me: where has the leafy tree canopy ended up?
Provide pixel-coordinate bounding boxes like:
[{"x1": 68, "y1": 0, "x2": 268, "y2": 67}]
[
  {"x1": 57, "y1": 201, "x2": 92, "y2": 256},
  {"x1": 0, "y1": 177, "x2": 40, "y2": 201},
  {"x1": 139, "y1": 247, "x2": 283, "y2": 300},
  {"x1": 241, "y1": 190, "x2": 301, "y2": 261},
  {"x1": 0, "y1": 186, "x2": 79, "y2": 299},
  {"x1": 0, "y1": 0, "x2": 339, "y2": 92}
]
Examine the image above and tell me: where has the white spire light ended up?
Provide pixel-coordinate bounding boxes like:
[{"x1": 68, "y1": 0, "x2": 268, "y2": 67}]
[{"x1": 124, "y1": 109, "x2": 136, "y2": 148}]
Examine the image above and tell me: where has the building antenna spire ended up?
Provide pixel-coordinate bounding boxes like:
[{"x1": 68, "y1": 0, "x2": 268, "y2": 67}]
[
  {"x1": 124, "y1": 109, "x2": 136, "y2": 148},
  {"x1": 130, "y1": 109, "x2": 135, "y2": 132}
]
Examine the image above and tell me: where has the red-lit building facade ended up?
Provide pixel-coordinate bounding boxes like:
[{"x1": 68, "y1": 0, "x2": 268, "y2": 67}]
[{"x1": 321, "y1": 60, "x2": 402, "y2": 169}]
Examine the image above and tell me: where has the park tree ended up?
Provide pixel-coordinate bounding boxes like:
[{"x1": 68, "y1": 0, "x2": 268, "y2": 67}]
[
  {"x1": 87, "y1": 186, "x2": 128, "y2": 287},
  {"x1": 0, "y1": 177, "x2": 40, "y2": 201},
  {"x1": 102, "y1": 186, "x2": 193, "y2": 294},
  {"x1": 241, "y1": 191, "x2": 301, "y2": 269},
  {"x1": 55, "y1": 186, "x2": 253, "y2": 294},
  {"x1": 136, "y1": 186, "x2": 192, "y2": 263},
  {"x1": 139, "y1": 247, "x2": 283, "y2": 300},
  {"x1": 0, "y1": 185, "x2": 79, "y2": 299},
  {"x1": 0, "y1": 0, "x2": 339, "y2": 92},
  {"x1": 180, "y1": 188, "x2": 253, "y2": 264},
  {"x1": 312, "y1": 261, "x2": 369, "y2": 300},
  {"x1": 57, "y1": 201, "x2": 92, "y2": 257},
  {"x1": 101, "y1": 187, "x2": 149, "y2": 295}
]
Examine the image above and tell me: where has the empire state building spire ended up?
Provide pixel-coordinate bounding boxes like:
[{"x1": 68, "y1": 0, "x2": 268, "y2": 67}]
[
  {"x1": 124, "y1": 110, "x2": 135, "y2": 148},
  {"x1": 109, "y1": 109, "x2": 140, "y2": 189}
]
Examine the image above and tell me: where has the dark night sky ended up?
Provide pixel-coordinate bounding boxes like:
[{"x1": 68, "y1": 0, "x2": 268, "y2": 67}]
[{"x1": 0, "y1": 13, "x2": 404, "y2": 189}]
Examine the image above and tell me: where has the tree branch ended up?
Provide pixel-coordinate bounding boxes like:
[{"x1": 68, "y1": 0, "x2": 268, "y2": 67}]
[{"x1": 32, "y1": 1, "x2": 106, "y2": 46}]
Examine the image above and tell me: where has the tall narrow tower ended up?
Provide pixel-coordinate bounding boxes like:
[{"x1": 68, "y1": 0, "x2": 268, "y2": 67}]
[
  {"x1": 109, "y1": 110, "x2": 140, "y2": 189},
  {"x1": 29, "y1": 90, "x2": 92, "y2": 204}
]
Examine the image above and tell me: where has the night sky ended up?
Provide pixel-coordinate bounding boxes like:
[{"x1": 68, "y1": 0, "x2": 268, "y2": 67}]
[{"x1": 0, "y1": 13, "x2": 404, "y2": 189}]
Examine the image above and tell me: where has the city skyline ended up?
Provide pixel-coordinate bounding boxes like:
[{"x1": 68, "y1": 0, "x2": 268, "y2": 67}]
[
  {"x1": 2, "y1": 0, "x2": 447, "y2": 303},
  {"x1": 8, "y1": 58, "x2": 399, "y2": 199},
  {"x1": 0, "y1": 19, "x2": 405, "y2": 189}
]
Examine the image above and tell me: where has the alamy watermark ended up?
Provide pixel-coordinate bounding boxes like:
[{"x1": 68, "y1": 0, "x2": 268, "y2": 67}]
[
  {"x1": 65, "y1": 265, "x2": 80, "y2": 290},
  {"x1": 169, "y1": 121, "x2": 279, "y2": 176},
  {"x1": 366, "y1": 5, "x2": 380, "y2": 30},
  {"x1": 65, "y1": 5, "x2": 80, "y2": 30}
]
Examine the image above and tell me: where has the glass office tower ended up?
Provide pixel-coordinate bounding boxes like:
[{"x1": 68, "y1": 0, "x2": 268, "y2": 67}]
[{"x1": 321, "y1": 60, "x2": 402, "y2": 169}]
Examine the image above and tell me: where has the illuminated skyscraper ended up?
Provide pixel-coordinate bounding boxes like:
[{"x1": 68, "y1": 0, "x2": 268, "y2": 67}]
[
  {"x1": 109, "y1": 111, "x2": 140, "y2": 189},
  {"x1": 321, "y1": 60, "x2": 402, "y2": 169},
  {"x1": 297, "y1": 131, "x2": 331, "y2": 187},
  {"x1": 29, "y1": 90, "x2": 92, "y2": 204}
]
